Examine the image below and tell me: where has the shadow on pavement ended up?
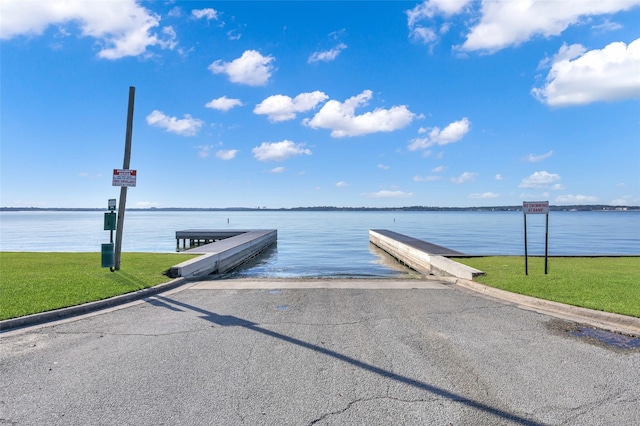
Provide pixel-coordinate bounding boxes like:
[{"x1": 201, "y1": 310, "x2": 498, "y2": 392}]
[{"x1": 152, "y1": 295, "x2": 542, "y2": 426}]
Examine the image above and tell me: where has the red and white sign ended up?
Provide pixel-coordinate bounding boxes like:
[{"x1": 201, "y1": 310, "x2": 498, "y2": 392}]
[
  {"x1": 112, "y1": 169, "x2": 137, "y2": 187},
  {"x1": 523, "y1": 201, "x2": 549, "y2": 214}
]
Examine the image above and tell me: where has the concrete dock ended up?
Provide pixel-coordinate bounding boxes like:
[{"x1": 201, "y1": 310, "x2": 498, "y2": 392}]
[
  {"x1": 370, "y1": 229, "x2": 484, "y2": 280},
  {"x1": 168, "y1": 229, "x2": 276, "y2": 279}
]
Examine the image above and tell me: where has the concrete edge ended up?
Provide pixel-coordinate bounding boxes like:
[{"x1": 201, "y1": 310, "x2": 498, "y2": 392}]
[
  {"x1": 444, "y1": 277, "x2": 640, "y2": 337},
  {"x1": 368, "y1": 230, "x2": 484, "y2": 280},
  {"x1": 0, "y1": 277, "x2": 190, "y2": 333}
]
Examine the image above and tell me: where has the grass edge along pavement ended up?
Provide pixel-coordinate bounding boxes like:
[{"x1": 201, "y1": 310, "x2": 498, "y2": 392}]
[
  {"x1": 457, "y1": 256, "x2": 640, "y2": 318},
  {"x1": 0, "y1": 252, "x2": 197, "y2": 321},
  {"x1": 1, "y1": 253, "x2": 639, "y2": 321}
]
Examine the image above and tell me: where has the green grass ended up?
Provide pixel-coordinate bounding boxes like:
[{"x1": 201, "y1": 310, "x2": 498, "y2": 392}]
[
  {"x1": 0, "y1": 252, "x2": 196, "y2": 320},
  {"x1": 457, "y1": 256, "x2": 640, "y2": 318},
  {"x1": 2, "y1": 253, "x2": 639, "y2": 321}
]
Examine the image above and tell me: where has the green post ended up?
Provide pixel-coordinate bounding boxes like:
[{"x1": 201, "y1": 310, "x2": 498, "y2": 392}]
[{"x1": 101, "y1": 243, "x2": 114, "y2": 268}]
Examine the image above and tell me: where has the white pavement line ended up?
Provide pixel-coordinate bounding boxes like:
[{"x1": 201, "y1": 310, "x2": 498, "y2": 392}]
[{"x1": 188, "y1": 279, "x2": 451, "y2": 290}]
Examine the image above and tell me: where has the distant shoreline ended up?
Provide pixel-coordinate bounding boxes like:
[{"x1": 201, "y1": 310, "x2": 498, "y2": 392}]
[{"x1": 1, "y1": 205, "x2": 638, "y2": 212}]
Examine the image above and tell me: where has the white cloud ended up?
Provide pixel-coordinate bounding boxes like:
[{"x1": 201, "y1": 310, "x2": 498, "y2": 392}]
[
  {"x1": 611, "y1": 195, "x2": 640, "y2": 205},
  {"x1": 0, "y1": 0, "x2": 176, "y2": 59},
  {"x1": 304, "y1": 90, "x2": 414, "y2": 137},
  {"x1": 408, "y1": 118, "x2": 471, "y2": 151},
  {"x1": 495, "y1": 174, "x2": 503, "y2": 180},
  {"x1": 414, "y1": 175, "x2": 441, "y2": 182},
  {"x1": 365, "y1": 190, "x2": 414, "y2": 199},
  {"x1": 377, "y1": 164, "x2": 390, "y2": 170},
  {"x1": 592, "y1": 19, "x2": 623, "y2": 33},
  {"x1": 209, "y1": 50, "x2": 275, "y2": 86},
  {"x1": 451, "y1": 171, "x2": 477, "y2": 184},
  {"x1": 146, "y1": 110, "x2": 203, "y2": 136},
  {"x1": 252, "y1": 140, "x2": 312, "y2": 162},
  {"x1": 196, "y1": 145, "x2": 214, "y2": 158},
  {"x1": 136, "y1": 201, "x2": 159, "y2": 208},
  {"x1": 519, "y1": 171, "x2": 561, "y2": 189},
  {"x1": 254, "y1": 91, "x2": 328, "y2": 122},
  {"x1": 469, "y1": 192, "x2": 499, "y2": 199},
  {"x1": 78, "y1": 172, "x2": 102, "y2": 178},
  {"x1": 168, "y1": 7, "x2": 182, "y2": 18},
  {"x1": 336, "y1": 181, "x2": 348, "y2": 187},
  {"x1": 525, "y1": 150, "x2": 554, "y2": 162},
  {"x1": 555, "y1": 194, "x2": 599, "y2": 204},
  {"x1": 550, "y1": 184, "x2": 566, "y2": 191},
  {"x1": 410, "y1": 27, "x2": 438, "y2": 44},
  {"x1": 432, "y1": 165, "x2": 447, "y2": 173},
  {"x1": 227, "y1": 29, "x2": 241, "y2": 41},
  {"x1": 532, "y1": 39, "x2": 640, "y2": 106},
  {"x1": 406, "y1": 1, "x2": 471, "y2": 44},
  {"x1": 270, "y1": 167, "x2": 286, "y2": 173},
  {"x1": 191, "y1": 8, "x2": 218, "y2": 20},
  {"x1": 205, "y1": 96, "x2": 243, "y2": 112},
  {"x1": 216, "y1": 149, "x2": 238, "y2": 160},
  {"x1": 309, "y1": 43, "x2": 347, "y2": 63},
  {"x1": 460, "y1": 0, "x2": 640, "y2": 53}
]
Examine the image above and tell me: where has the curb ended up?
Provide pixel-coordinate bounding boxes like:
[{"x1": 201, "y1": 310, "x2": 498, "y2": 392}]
[
  {"x1": 0, "y1": 278, "x2": 190, "y2": 333},
  {"x1": 4, "y1": 276, "x2": 639, "y2": 338},
  {"x1": 443, "y1": 277, "x2": 640, "y2": 337}
]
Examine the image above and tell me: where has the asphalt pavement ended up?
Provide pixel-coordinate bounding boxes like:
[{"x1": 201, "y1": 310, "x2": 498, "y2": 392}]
[{"x1": 1, "y1": 278, "x2": 639, "y2": 425}]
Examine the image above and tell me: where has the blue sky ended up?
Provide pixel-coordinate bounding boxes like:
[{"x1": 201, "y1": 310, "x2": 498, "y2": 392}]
[{"x1": 1, "y1": 0, "x2": 639, "y2": 209}]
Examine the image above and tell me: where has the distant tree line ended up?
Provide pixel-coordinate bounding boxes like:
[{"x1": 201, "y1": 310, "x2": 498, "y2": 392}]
[{"x1": 1, "y1": 205, "x2": 638, "y2": 212}]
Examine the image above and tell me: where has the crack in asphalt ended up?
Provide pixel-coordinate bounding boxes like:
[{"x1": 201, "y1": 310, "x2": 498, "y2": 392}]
[{"x1": 307, "y1": 395, "x2": 442, "y2": 425}]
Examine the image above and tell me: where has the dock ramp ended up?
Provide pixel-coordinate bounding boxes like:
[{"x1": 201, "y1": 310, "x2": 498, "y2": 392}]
[
  {"x1": 169, "y1": 229, "x2": 276, "y2": 279},
  {"x1": 370, "y1": 229, "x2": 484, "y2": 280}
]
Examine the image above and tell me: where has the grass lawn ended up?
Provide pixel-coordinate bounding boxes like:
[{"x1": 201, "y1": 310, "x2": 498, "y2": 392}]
[
  {"x1": 0, "y1": 252, "x2": 196, "y2": 321},
  {"x1": 457, "y1": 256, "x2": 640, "y2": 318}
]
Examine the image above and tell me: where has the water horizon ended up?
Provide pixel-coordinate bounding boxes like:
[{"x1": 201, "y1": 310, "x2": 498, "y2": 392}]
[{"x1": 1, "y1": 210, "x2": 638, "y2": 278}]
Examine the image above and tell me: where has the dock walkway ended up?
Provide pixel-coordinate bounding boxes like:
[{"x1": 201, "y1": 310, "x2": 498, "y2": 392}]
[
  {"x1": 370, "y1": 229, "x2": 484, "y2": 280},
  {"x1": 169, "y1": 229, "x2": 276, "y2": 278}
]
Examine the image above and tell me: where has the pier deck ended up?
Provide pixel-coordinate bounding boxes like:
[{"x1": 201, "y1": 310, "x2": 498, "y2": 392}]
[
  {"x1": 370, "y1": 229, "x2": 465, "y2": 256},
  {"x1": 370, "y1": 229, "x2": 484, "y2": 280},
  {"x1": 169, "y1": 229, "x2": 277, "y2": 278},
  {"x1": 176, "y1": 229, "x2": 266, "y2": 251}
]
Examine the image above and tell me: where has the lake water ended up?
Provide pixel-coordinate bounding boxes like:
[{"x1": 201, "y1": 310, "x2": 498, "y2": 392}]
[{"x1": 1, "y1": 210, "x2": 638, "y2": 278}]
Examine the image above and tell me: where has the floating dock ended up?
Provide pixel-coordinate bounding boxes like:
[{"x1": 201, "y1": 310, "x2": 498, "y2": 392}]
[
  {"x1": 169, "y1": 229, "x2": 277, "y2": 279},
  {"x1": 369, "y1": 229, "x2": 484, "y2": 280}
]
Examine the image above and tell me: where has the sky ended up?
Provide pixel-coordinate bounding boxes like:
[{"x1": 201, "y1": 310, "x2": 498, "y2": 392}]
[{"x1": 1, "y1": 0, "x2": 639, "y2": 209}]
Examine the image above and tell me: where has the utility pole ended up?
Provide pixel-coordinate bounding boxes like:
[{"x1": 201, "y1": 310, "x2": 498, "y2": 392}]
[{"x1": 113, "y1": 86, "x2": 135, "y2": 271}]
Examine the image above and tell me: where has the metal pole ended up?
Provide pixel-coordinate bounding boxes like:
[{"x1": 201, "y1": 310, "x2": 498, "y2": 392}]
[
  {"x1": 113, "y1": 86, "x2": 135, "y2": 271},
  {"x1": 524, "y1": 213, "x2": 528, "y2": 275},
  {"x1": 544, "y1": 213, "x2": 549, "y2": 274}
]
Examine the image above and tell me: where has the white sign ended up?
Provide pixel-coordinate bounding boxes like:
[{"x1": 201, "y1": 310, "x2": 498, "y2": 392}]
[
  {"x1": 523, "y1": 201, "x2": 549, "y2": 214},
  {"x1": 112, "y1": 169, "x2": 137, "y2": 187}
]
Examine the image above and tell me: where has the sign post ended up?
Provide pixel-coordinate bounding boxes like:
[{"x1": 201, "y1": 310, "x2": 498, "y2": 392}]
[
  {"x1": 523, "y1": 201, "x2": 550, "y2": 275},
  {"x1": 101, "y1": 199, "x2": 117, "y2": 268},
  {"x1": 112, "y1": 86, "x2": 136, "y2": 271}
]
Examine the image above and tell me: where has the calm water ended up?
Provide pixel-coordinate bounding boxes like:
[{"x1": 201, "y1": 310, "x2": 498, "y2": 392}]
[{"x1": 1, "y1": 210, "x2": 638, "y2": 278}]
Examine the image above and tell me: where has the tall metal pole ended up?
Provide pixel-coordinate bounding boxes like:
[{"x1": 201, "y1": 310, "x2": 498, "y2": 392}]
[
  {"x1": 544, "y1": 212, "x2": 549, "y2": 274},
  {"x1": 113, "y1": 86, "x2": 135, "y2": 271},
  {"x1": 524, "y1": 213, "x2": 528, "y2": 275}
]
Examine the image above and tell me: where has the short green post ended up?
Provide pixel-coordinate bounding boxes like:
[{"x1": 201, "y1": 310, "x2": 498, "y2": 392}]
[
  {"x1": 104, "y1": 212, "x2": 116, "y2": 231},
  {"x1": 101, "y1": 243, "x2": 114, "y2": 268}
]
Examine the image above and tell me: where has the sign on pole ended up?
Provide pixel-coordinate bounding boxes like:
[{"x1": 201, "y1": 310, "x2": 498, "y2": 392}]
[
  {"x1": 112, "y1": 169, "x2": 137, "y2": 187},
  {"x1": 523, "y1": 201, "x2": 549, "y2": 215},
  {"x1": 523, "y1": 201, "x2": 550, "y2": 275},
  {"x1": 113, "y1": 86, "x2": 136, "y2": 272}
]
